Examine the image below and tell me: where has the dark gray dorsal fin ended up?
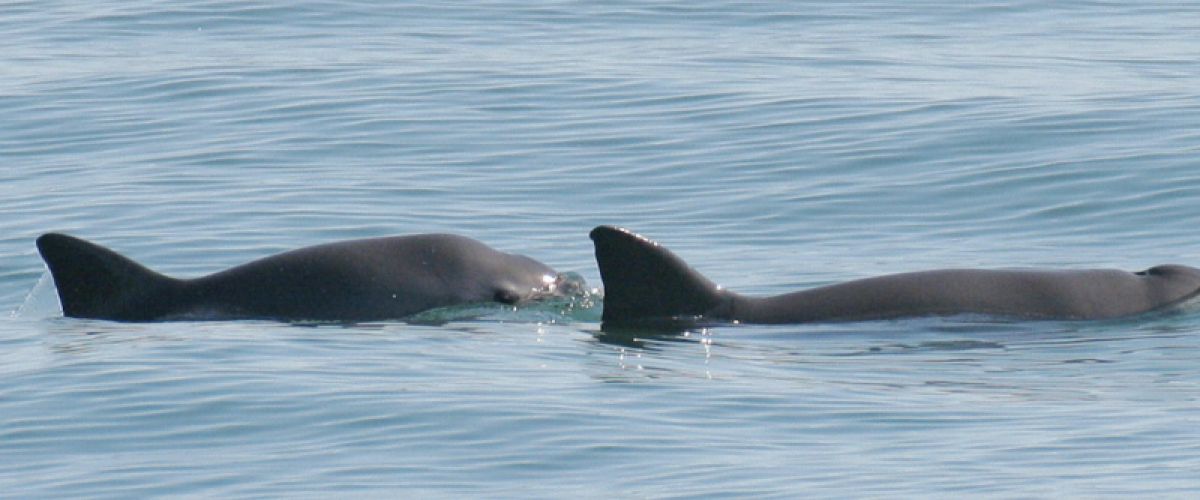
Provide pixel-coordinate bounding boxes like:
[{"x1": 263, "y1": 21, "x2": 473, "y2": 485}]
[
  {"x1": 36, "y1": 233, "x2": 179, "y2": 321},
  {"x1": 590, "y1": 226, "x2": 728, "y2": 326}
]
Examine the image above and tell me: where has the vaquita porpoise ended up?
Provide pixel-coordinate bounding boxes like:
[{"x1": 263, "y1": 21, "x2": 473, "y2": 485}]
[
  {"x1": 37, "y1": 233, "x2": 576, "y2": 322},
  {"x1": 590, "y1": 226, "x2": 1200, "y2": 329}
]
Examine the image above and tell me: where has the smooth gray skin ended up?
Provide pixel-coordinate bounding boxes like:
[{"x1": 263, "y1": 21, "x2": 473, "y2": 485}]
[
  {"x1": 37, "y1": 233, "x2": 562, "y2": 322},
  {"x1": 590, "y1": 226, "x2": 1200, "y2": 327}
]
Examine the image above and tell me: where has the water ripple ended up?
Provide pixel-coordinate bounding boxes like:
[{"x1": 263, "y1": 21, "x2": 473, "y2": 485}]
[{"x1": 5, "y1": 0, "x2": 1200, "y2": 498}]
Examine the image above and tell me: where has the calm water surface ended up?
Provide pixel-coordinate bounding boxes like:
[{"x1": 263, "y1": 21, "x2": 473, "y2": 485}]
[{"x1": 4, "y1": 1, "x2": 1200, "y2": 498}]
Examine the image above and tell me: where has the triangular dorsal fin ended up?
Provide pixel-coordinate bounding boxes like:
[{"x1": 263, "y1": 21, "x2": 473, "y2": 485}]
[
  {"x1": 36, "y1": 233, "x2": 180, "y2": 321},
  {"x1": 590, "y1": 226, "x2": 729, "y2": 327}
]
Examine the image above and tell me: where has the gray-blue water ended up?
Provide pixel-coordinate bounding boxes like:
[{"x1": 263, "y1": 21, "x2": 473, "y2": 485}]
[{"x1": 4, "y1": 1, "x2": 1200, "y2": 498}]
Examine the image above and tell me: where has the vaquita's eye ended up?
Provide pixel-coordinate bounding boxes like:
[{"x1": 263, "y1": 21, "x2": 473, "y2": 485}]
[{"x1": 493, "y1": 289, "x2": 521, "y2": 304}]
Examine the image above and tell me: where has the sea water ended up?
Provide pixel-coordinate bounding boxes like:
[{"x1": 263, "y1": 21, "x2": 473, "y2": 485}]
[{"x1": 3, "y1": 1, "x2": 1200, "y2": 498}]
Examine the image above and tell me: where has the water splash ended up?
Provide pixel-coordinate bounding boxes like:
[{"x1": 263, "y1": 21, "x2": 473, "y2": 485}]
[{"x1": 11, "y1": 269, "x2": 60, "y2": 319}]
